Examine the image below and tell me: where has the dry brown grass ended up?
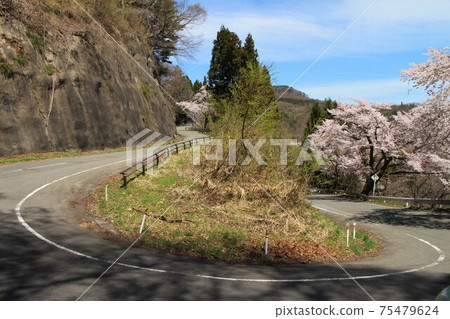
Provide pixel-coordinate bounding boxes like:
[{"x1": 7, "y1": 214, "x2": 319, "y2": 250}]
[{"x1": 84, "y1": 149, "x2": 380, "y2": 264}]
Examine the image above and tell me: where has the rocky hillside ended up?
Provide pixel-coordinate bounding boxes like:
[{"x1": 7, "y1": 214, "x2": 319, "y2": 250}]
[{"x1": 0, "y1": 1, "x2": 176, "y2": 156}]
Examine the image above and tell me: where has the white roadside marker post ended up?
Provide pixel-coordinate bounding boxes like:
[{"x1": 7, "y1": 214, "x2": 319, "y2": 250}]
[
  {"x1": 105, "y1": 185, "x2": 108, "y2": 202},
  {"x1": 353, "y1": 222, "x2": 356, "y2": 239},
  {"x1": 264, "y1": 230, "x2": 269, "y2": 256},
  {"x1": 371, "y1": 173, "x2": 380, "y2": 196},
  {"x1": 346, "y1": 223, "x2": 350, "y2": 248},
  {"x1": 139, "y1": 214, "x2": 146, "y2": 234}
]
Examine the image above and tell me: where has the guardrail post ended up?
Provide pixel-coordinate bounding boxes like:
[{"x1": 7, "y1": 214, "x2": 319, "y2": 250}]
[
  {"x1": 142, "y1": 161, "x2": 146, "y2": 176},
  {"x1": 156, "y1": 153, "x2": 159, "y2": 167},
  {"x1": 175, "y1": 144, "x2": 178, "y2": 154},
  {"x1": 122, "y1": 175, "x2": 127, "y2": 188}
]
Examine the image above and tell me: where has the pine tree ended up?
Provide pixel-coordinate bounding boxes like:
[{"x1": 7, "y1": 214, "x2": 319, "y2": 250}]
[
  {"x1": 241, "y1": 33, "x2": 258, "y2": 67},
  {"x1": 192, "y1": 80, "x2": 202, "y2": 93},
  {"x1": 207, "y1": 26, "x2": 242, "y2": 98},
  {"x1": 303, "y1": 101, "x2": 323, "y2": 139}
]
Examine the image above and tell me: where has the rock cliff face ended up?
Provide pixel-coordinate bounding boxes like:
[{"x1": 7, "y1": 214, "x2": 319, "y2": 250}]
[{"x1": 0, "y1": 2, "x2": 176, "y2": 156}]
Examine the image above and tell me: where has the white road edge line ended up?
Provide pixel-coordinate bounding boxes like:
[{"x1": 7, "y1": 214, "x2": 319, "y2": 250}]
[
  {"x1": 311, "y1": 204, "x2": 349, "y2": 217},
  {"x1": 14, "y1": 161, "x2": 446, "y2": 283}
]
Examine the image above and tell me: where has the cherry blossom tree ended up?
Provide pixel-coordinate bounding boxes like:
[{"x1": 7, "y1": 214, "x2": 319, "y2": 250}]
[
  {"x1": 311, "y1": 47, "x2": 450, "y2": 195},
  {"x1": 176, "y1": 86, "x2": 213, "y2": 128},
  {"x1": 311, "y1": 100, "x2": 401, "y2": 194},
  {"x1": 395, "y1": 47, "x2": 450, "y2": 189},
  {"x1": 401, "y1": 47, "x2": 450, "y2": 101}
]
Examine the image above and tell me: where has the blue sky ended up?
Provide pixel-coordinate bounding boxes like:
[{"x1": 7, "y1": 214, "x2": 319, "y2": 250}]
[{"x1": 175, "y1": 0, "x2": 450, "y2": 104}]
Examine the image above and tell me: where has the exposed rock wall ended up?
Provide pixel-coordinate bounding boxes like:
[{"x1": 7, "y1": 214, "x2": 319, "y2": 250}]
[{"x1": 0, "y1": 5, "x2": 176, "y2": 156}]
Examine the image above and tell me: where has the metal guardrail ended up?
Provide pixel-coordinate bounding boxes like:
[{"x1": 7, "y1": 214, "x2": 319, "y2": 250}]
[
  {"x1": 309, "y1": 187, "x2": 450, "y2": 206},
  {"x1": 120, "y1": 136, "x2": 210, "y2": 187}
]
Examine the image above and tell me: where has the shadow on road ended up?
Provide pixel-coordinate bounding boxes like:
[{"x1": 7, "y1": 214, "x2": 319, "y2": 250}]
[
  {"x1": 353, "y1": 209, "x2": 450, "y2": 230},
  {"x1": 83, "y1": 259, "x2": 450, "y2": 301},
  {"x1": 2, "y1": 204, "x2": 449, "y2": 301}
]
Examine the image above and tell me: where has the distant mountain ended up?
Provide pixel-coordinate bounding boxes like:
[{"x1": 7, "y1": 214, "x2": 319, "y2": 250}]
[
  {"x1": 273, "y1": 86, "x2": 318, "y2": 139},
  {"x1": 273, "y1": 85, "x2": 310, "y2": 100}
]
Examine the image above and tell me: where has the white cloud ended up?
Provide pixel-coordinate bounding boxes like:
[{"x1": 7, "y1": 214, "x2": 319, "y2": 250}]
[
  {"x1": 336, "y1": 0, "x2": 450, "y2": 25},
  {"x1": 189, "y1": 12, "x2": 335, "y2": 62},
  {"x1": 300, "y1": 78, "x2": 428, "y2": 104},
  {"x1": 187, "y1": 0, "x2": 450, "y2": 63}
]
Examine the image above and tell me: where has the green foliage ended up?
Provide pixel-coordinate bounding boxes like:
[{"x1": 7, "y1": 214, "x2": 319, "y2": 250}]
[
  {"x1": 26, "y1": 30, "x2": 44, "y2": 55},
  {"x1": 303, "y1": 98, "x2": 337, "y2": 140},
  {"x1": 0, "y1": 151, "x2": 84, "y2": 164},
  {"x1": 207, "y1": 26, "x2": 243, "y2": 98},
  {"x1": 207, "y1": 29, "x2": 262, "y2": 100},
  {"x1": 138, "y1": 0, "x2": 206, "y2": 77},
  {"x1": 356, "y1": 231, "x2": 376, "y2": 251},
  {"x1": 215, "y1": 62, "x2": 279, "y2": 140},
  {"x1": 141, "y1": 82, "x2": 152, "y2": 100},
  {"x1": 350, "y1": 242, "x2": 362, "y2": 256},
  {"x1": 192, "y1": 79, "x2": 202, "y2": 93},
  {"x1": 44, "y1": 64, "x2": 59, "y2": 76},
  {"x1": 303, "y1": 101, "x2": 323, "y2": 138},
  {"x1": 0, "y1": 56, "x2": 14, "y2": 79},
  {"x1": 382, "y1": 102, "x2": 417, "y2": 117},
  {"x1": 13, "y1": 52, "x2": 28, "y2": 67},
  {"x1": 161, "y1": 66, "x2": 193, "y2": 101},
  {"x1": 241, "y1": 33, "x2": 258, "y2": 67}
]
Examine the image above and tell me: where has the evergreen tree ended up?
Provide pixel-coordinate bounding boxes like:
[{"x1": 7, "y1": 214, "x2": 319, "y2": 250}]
[
  {"x1": 192, "y1": 79, "x2": 202, "y2": 93},
  {"x1": 241, "y1": 33, "x2": 258, "y2": 67},
  {"x1": 303, "y1": 101, "x2": 323, "y2": 139},
  {"x1": 207, "y1": 26, "x2": 242, "y2": 98},
  {"x1": 323, "y1": 98, "x2": 337, "y2": 119}
]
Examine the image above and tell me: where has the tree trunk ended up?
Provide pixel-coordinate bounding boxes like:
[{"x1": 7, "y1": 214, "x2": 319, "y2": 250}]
[{"x1": 361, "y1": 177, "x2": 374, "y2": 195}]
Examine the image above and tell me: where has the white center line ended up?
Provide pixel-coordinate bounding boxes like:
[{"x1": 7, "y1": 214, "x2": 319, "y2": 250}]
[{"x1": 31, "y1": 162, "x2": 67, "y2": 169}]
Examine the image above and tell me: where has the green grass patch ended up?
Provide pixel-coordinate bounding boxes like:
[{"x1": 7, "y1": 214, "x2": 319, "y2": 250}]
[
  {"x1": 26, "y1": 30, "x2": 44, "y2": 55},
  {"x1": 13, "y1": 52, "x2": 28, "y2": 67},
  {"x1": 44, "y1": 64, "x2": 59, "y2": 76},
  {"x1": 1, "y1": 136, "x2": 179, "y2": 166},
  {"x1": 141, "y1": 82, "x2": 152, "y2": 100},
  {"x1": 0, "y1": 56, "x2": 14, "y2": 79},
  {"x1": 0, "y1": 151, "x2": 83, "y2": 164}
]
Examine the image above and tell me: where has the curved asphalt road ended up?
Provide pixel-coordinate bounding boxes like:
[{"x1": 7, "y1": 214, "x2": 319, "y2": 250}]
[{"x1": 1, "y1": 127, "x2": 449, "y2": 300}]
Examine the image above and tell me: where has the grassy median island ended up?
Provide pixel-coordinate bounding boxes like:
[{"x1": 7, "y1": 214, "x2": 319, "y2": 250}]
[{"x1": 86, "y1": 149, "x2": 379, "y2": 264}]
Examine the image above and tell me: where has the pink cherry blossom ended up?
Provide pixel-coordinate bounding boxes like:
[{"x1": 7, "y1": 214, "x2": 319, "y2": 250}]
[{"x1": 310, "y1": 47, "x2": 450, "y2": 194}]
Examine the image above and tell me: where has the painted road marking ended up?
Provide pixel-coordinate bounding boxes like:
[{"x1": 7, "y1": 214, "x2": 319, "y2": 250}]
[
  {"x1": 31, "y1": 162, "x2": 67, "y2": 169},
  {"x1": 15, "y1": 162, "x2": 446, "y2": 283},
  {"x1": 2, "y1": 162, "x2": 67, "y2": 175},
  {"x1": 311, "y1": 205, "x2": 349, "y2": 217}
]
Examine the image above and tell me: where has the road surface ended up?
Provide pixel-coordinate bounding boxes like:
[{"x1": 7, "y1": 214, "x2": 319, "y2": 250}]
[{"x1": 1, "y1": 128, "x2": 449, "y2": 300}]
